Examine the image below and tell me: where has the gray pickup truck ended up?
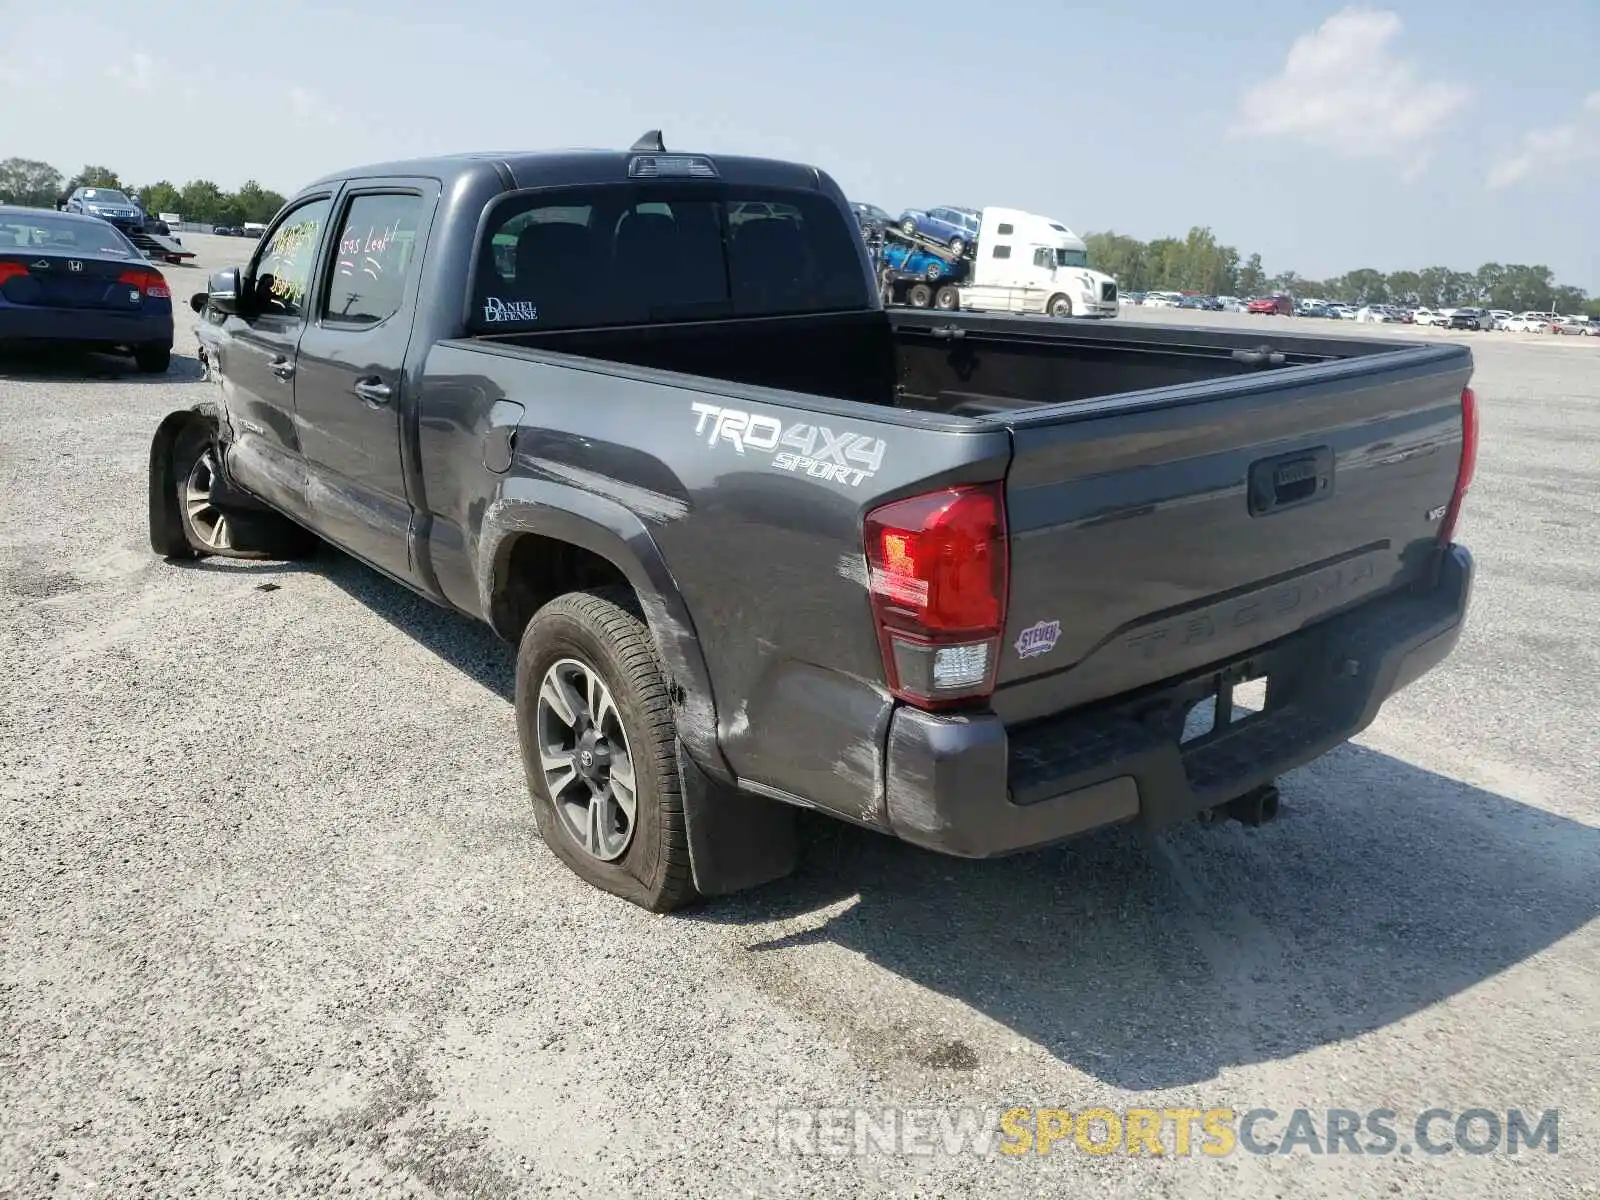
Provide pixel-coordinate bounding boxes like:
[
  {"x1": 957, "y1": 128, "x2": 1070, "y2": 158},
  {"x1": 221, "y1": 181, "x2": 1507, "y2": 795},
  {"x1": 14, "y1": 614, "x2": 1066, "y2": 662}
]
[{"x1": 150, "y1": 132, "x2": 1478, "y2": 912}]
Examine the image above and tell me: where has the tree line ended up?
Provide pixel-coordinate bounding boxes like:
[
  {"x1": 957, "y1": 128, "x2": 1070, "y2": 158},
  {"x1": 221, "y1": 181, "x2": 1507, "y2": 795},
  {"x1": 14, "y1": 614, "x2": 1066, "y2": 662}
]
[
  {"x1": 0, "y1": 158, "x2": 286, "y2": 229},
  {"x1": 1084, "y1": 226, "x2": 1599, "y2": 317},
  {"x1": 5, "y1": 156, "x2": 1594, "y2": 315}
]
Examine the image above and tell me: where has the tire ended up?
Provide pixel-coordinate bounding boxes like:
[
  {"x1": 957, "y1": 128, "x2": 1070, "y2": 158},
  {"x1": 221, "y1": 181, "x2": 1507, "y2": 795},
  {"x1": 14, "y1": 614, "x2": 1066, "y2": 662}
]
[
  {"x1": 515, "y1": 587, "x2": 699, "y2": 913},
  {"x1": 907, "y1": 282, "x2": 933, "y2": 308},
  {"x1": 900, "y1": 217, "x2": 917, "y2": 236},
  {"x1": 170, "y1": 419, "x2": 316, "y2": 560},
  {"x1": 933, "y1": 285, "x2": 958, "y2": 310},
  {"x1": 923, "y1": 261, "x2": 943, "y2": 281},
  {"x1": 948, "y1": 237, "x2": 965, "y2": 256},
  {"x1": 1047, "y1": 294, "x2": 1072, "y2": 318},
  {"x1": 135, "y1": 344, "x2": 171, "y2": 374}
]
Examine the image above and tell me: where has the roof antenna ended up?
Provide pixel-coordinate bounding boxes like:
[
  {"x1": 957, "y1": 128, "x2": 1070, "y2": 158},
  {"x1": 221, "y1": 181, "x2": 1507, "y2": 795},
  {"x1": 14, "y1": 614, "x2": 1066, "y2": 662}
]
[{"x1": 630, "y1": 129, "x2": 666, "y2": 153}]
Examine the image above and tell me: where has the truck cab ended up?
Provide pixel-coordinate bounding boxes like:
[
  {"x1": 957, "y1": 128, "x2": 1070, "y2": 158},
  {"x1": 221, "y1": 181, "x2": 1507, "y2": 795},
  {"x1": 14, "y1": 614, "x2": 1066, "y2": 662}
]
[{"x1": 959, "y1": 207, "x2": 1118, "y2": 318}]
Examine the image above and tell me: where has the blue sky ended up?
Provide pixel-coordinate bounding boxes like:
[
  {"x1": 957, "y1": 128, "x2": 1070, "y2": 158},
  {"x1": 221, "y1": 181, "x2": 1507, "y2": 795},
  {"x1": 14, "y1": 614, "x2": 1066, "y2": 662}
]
[{"x1": 3, "y1": 0, "x2": 1596, "y2": 289}]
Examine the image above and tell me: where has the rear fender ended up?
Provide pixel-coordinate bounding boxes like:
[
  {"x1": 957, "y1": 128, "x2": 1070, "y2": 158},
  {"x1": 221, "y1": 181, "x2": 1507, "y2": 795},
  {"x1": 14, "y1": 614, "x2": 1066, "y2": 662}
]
[
  {"x1": 479, "y1": 479, "x2": 797, "y2": 896},
  {"x1": 478, "y1": 477, "x2": 725, "y2": 777}
]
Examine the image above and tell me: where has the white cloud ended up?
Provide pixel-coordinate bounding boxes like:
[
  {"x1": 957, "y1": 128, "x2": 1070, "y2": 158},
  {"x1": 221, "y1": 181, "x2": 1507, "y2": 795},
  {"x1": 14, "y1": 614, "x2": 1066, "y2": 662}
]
[
  {"x1": 287, "y1": 84, "x2": 351, "y2": 129},
  {"x1": 107, "y1": 51, "x2": 155, "y2": 92},
  {"x1": 1489, "y1": 89, "x2": 1600, "y2": 188},
  {"x1": 288, "y1": 85, "x2": 319, "y2": 119},
  {"x1": 1232, "y1": 7, "x2": 1470, "y2": 162}
]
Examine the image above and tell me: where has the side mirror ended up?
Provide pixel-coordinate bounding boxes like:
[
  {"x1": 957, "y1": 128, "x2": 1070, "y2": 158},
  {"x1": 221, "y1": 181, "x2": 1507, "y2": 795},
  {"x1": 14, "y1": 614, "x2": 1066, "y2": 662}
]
[
  {"x1": 207, "y1": 266, "x2": 244, "y2": 316},
  {"x1": 189, "y1": 292, "x2": 208, "y2": 314}
]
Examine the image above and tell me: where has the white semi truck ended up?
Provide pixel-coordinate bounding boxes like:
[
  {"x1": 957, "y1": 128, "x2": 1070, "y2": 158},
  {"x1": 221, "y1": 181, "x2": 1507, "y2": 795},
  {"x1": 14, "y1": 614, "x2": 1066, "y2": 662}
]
[
  {"x1": 872, "y1": 206, "x2": 1118, "y2": 318},
  {"x1": 956, "y1": 207, "x2": 1118, "y2": 318}
]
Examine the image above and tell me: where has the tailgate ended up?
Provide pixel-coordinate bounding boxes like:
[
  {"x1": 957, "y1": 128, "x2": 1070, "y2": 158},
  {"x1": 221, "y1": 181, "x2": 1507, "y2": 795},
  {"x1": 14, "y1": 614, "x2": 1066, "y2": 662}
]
[{"x1": 994, "y1": 345, "x2": 1472, "y2": 724}]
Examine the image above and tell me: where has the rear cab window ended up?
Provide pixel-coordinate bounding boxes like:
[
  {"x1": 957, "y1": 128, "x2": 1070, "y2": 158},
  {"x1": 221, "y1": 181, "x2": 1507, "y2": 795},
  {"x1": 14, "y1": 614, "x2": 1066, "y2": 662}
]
[{"x1": 470, "y1": 185, "x2": 868, "y2": 332}]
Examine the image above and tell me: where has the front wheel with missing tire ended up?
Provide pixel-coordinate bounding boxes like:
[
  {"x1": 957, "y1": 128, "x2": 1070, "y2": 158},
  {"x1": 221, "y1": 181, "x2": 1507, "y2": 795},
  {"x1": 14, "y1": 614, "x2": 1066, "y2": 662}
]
[
  {"x1": 168, "y1": 420, "x2": 316, "y2": 560},
  {"x1": 515, "y1": 587, "x2": 699, "y2": 912}
]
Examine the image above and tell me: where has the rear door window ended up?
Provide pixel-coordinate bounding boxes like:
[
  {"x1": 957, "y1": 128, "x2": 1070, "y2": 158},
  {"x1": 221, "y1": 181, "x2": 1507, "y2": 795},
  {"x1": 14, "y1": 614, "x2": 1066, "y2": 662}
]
[
  {"x1": 471, "y1": 186, "x2": 868, "y2": 332},
  {"x1": 322, "y1": 193, "x2": 423, "y2": 327}
]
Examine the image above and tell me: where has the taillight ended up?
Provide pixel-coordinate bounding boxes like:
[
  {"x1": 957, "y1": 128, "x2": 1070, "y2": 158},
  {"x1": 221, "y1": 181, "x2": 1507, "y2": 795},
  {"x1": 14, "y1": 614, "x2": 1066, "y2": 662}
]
[
  {"x1": 0, "y1": 261, "x2": 27, "y2": 285},
  {"x1": 118, "y1": 268, "x2": 170, "y2": 299},
  {"x1": 863, "y1": 482, "x2": 1009, "y2": 709},
  {"x1": 1438, "y1": 385, "x2": 1477, "y2": 545}
]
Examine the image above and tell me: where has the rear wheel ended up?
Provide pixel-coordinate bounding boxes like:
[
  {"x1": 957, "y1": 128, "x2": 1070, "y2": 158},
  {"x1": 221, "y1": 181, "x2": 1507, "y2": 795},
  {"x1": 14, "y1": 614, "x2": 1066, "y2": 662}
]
[
  {"x1": 933, "y1": 285, "x2": 959, "y2": 310},
  {"x1": 948, "y1": 237, "x2": 966, "y2": 256},
  {"x1": 900, "y1": 217, "x2": 917, "y2": 236},
  {"x1": 135, "y1": 344, "x2": 171, "y2": 374},
  {"x1": 1047, "y1": 294, "x2": 1072, "y2": 318},
  {"x1": 907, "y1": 282, "x2": 933, "y2": 308},
  {"x1": 515, "y1": 588, "x2": 699, "y2": 912}
]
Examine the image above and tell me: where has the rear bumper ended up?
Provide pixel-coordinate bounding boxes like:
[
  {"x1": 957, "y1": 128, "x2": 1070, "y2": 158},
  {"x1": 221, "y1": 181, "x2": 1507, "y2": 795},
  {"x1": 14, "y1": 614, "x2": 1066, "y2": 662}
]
[
  {"x1": 883, "y1": 545, "x2": 1474, "y2": 858},
  {"x1": 0, "y1": 307, "x2": 172, "y2": 347}
]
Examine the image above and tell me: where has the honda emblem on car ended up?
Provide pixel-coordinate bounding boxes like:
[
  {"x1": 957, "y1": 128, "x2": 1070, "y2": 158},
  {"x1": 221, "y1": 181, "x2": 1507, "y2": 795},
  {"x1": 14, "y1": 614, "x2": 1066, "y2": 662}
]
[{"x1": 67, "y1": 260, "x2": 83, "y2": 272}]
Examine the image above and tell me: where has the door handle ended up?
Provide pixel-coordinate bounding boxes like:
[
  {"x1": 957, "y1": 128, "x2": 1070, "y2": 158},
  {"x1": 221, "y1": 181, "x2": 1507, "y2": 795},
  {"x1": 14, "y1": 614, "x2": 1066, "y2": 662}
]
[
  {"x1": 353, "y1": 377, "x2": 393, "y2": 405},
  {"x1": 270, "y1": 356, "x2": 295, "y2": 380}
]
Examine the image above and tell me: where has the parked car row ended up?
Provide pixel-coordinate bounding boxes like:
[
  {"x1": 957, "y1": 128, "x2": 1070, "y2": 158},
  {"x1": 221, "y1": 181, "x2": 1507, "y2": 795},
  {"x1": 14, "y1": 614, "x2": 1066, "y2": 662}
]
[{"x1": 1118, "y1": 290, "x2": 1596, "y2": 335}]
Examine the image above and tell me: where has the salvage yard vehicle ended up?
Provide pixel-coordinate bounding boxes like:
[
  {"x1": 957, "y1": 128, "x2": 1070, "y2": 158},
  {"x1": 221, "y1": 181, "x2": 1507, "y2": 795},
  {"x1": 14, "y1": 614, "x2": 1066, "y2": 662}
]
[
  {"x1": 58, "y1": 187, "x2": 195, "y2": 263},
  {"x1": 147, "y1": 132, "x2": 1479, "y2": 912},
  {"x1": 1, "y1": 205, "x2": 174, "y2": 372},
  {"x1": 1247, "y1": 294, "x2": 1293, "y2": 314},
  {"x1": 956, "y1": 208, "x2": 1119, "y2": 319},
  {"x1": 876, "y1": 207, "x2": 1118, "y2": 318},
  {"x1": 1448, "y1": 307, "x2": 1493, "y2": 331}
]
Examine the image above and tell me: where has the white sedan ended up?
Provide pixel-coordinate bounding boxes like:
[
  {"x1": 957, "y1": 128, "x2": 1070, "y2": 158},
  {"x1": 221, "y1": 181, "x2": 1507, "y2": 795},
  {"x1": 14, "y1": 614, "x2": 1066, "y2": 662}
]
[
  {"x1": 1356, "y1": 305, "x2": 1397, "y2": 323},
  {"x1": 1504, "y1": 313, "x2": 1553, "y2": 333}
]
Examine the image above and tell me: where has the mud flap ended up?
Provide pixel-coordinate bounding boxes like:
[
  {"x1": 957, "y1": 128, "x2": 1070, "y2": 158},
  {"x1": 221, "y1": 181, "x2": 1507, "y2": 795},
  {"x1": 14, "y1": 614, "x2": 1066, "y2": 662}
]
[
  {"x1": 148, "y1": 409, "x2": 200, "y2": 558},
  {"x1": 676, "y1": 740, "x2": 798, "y2": 897}
]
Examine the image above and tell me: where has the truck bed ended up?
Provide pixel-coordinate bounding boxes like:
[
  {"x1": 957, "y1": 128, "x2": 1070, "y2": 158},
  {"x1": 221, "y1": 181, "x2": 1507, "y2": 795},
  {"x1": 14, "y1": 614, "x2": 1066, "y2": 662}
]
[
  {"x1": 468, "y1": 310, "x2": 1471, "y2": 725},
  {"x1": 477, "y1": 307, "x2": 1413, "y2": 417}
]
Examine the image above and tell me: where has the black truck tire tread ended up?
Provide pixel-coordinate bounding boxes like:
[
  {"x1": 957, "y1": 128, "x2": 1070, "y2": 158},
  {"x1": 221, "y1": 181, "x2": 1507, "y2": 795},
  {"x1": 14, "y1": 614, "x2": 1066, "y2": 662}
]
[{"x1": 515, "y1": 586, "x2": 700, "y2": 913}]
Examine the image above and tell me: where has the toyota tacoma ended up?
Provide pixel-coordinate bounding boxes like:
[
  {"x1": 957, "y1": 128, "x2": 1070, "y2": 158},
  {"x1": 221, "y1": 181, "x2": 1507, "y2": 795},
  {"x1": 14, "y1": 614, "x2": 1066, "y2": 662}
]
[{"x1": 149, "y1": 132, "x2": 1478, "y2": 911}]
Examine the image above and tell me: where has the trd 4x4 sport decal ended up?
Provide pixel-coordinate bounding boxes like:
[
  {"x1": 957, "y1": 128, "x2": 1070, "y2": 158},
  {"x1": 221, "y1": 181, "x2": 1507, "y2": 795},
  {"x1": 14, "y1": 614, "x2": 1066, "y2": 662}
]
[{"x1": 690, "y1": 402, "x2": 887, "y2": 488}]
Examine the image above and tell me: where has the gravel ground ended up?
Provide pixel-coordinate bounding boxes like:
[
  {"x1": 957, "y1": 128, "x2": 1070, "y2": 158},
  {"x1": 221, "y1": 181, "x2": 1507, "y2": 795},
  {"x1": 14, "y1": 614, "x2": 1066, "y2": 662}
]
[{"x1": 1, "y1": 235, "x2": 1596, "y2": 1198}]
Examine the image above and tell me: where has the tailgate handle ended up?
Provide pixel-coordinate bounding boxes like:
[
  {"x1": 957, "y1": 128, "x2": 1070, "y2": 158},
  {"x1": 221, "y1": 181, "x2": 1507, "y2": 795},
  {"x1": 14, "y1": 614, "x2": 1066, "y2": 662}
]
[{"x1": 1248, "y1": 447, "x2": 1333, "y2": 516}]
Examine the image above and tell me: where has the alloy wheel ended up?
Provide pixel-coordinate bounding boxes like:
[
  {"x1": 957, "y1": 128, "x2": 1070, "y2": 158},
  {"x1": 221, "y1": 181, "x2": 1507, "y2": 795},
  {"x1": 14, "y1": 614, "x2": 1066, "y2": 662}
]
[
  {"x1": 183, "y1": 447, "x2": 235, "y2": 551},
  {"x1": 535, "y1": 657, "x2": 638, "y2": 862}
]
